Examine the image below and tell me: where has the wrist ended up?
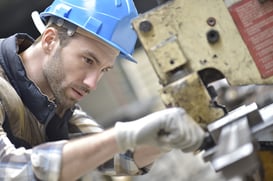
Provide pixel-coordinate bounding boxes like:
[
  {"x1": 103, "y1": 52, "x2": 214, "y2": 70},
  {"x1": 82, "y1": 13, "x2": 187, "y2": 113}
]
[{"x1": 114, "y1": 121, "x2": 136, "y2": 152}]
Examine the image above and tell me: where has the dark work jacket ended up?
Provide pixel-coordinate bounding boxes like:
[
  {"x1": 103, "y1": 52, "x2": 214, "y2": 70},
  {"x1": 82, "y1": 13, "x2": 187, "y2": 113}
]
[{"x1": 0, "y1": 33, "x2": 73, "y2": 148}]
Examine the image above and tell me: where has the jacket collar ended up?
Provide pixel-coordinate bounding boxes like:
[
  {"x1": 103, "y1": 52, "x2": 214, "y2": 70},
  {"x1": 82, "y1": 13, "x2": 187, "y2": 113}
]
[{"x1": 0, "y1": 33, "x2": 56, "y2": 124}]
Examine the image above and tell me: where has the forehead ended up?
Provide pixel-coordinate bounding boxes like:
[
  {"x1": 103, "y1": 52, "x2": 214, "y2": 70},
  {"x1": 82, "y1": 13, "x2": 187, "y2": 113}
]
[{"x1": 67, "y1": 28, "x2": 120, "y2": 65}]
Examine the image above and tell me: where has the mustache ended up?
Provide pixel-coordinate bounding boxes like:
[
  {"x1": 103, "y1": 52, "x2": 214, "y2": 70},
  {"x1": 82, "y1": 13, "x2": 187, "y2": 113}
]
[{"x1": 78, "y1": 85, "x2": 90, "y2": 94}]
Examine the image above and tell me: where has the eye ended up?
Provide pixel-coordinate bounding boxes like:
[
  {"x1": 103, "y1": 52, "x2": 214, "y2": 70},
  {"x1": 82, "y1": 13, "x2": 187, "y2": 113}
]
[
  {"x1": 83, "y1": 57, "x2": 94, "y2": 65},
  {"x1": 102, "y1": 67, "x2": 112, "y2": 73}
]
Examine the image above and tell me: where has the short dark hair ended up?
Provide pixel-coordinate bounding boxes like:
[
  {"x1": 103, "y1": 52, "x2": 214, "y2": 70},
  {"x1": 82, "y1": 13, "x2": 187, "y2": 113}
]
[{"x1": 34, "y1": 23, "x2": 71, "y2": 47}]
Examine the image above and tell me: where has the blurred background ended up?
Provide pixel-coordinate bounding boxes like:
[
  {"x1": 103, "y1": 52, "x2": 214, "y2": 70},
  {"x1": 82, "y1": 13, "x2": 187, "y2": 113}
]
[{"x1": 2, "y1": 1, "x2": 272, "y2": 181}]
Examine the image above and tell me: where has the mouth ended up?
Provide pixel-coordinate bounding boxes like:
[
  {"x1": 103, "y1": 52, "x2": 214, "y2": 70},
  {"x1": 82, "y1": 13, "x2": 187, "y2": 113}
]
[{"x1": 71, "y1": 88, "x2": 85, "y2": 100}]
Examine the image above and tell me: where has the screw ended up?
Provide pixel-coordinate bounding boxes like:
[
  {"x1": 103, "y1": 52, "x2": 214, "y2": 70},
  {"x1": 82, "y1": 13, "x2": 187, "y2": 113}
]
[
  {"x1": 139, "y1": 20, "x2": 153, "y2": 32},
  {"x1": 207, "y1": 17, "x2": 216, "y2": 27},
  {"x1": 207, "y1": 29, "x2": 220, "y2": 44}
]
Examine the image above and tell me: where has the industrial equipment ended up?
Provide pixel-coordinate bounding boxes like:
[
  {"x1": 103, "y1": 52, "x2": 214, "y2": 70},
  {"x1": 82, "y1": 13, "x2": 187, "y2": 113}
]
[{"x1": 132, "y1": 0, "x2": 273, "y2": 180}]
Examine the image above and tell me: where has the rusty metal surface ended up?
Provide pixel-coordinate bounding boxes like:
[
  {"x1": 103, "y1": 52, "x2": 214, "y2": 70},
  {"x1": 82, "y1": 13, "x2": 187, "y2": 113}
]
[
  {"x1": 133, "y1": 0, "x2": 273, "y2": 86},
  {"x1": 132, "y1": 0, "x2": 273, "y2": 180},
  {"x1": 160, "y1": 73, "x2": 224, "y2": 125},
  {"x1": 132, "y1": 0, "x2": 273, "y2": 125}
]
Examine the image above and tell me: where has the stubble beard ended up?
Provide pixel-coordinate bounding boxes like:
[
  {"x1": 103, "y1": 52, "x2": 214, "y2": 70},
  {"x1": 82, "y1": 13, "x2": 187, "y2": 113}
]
[{"x1": 43, "y1": 48, "x2": 76, "y2": 109}]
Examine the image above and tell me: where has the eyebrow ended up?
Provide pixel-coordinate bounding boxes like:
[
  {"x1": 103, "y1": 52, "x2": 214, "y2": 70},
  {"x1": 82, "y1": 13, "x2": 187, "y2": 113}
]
[{"x1": 84, "y1": 50, "x2": 114, "y2": 69}]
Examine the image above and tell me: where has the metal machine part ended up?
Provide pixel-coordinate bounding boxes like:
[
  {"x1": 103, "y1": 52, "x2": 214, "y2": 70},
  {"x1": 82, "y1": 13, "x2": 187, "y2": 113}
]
[
  {"x1": 202, "y1": 102, "x2": 273, "y2": 180},
  {"x1": 132, "y1": 0, "x2": 273, "y2": 125},
  {"x1": 132, "y1": 0, "x2": 273, "y2": 180}
]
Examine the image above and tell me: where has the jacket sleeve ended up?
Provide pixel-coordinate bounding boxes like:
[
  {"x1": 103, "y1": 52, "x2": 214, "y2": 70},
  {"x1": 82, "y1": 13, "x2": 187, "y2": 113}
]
[
  {"x1": 0, "y1": 101, "x2": 67, "y2": 181},
  {"x1": 69, "y1": 107, "x2": 151, "y2": 176}
]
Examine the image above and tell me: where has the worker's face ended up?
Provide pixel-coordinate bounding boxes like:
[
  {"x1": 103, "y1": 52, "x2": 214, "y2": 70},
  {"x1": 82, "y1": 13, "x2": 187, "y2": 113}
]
[{"x1": 43, "y1": 29, "x2": 119, "y2": 108}]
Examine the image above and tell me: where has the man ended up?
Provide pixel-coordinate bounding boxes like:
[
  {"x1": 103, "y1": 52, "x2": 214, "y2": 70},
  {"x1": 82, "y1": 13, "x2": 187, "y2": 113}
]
[{"x1": 0, "y1": 0, "x2": 205, "y2": 180}]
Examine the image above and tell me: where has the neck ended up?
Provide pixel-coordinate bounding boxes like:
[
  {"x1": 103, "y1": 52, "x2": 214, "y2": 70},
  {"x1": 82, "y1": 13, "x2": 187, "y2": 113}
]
[{"x1": 20, "y1": 44, "x2": 54, "y2": 100}]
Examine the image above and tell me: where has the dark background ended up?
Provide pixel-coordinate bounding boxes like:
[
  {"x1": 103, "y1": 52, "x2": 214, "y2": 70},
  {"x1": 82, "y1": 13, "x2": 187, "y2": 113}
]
[{"x1": 0, "y1": 0, "x2": 161, "y2": 40}]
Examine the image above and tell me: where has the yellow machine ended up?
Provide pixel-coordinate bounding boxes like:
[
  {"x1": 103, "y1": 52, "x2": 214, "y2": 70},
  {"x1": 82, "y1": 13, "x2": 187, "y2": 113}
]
[{"x1": 132, "y1": 0, "x2": 273, "y2": 180}]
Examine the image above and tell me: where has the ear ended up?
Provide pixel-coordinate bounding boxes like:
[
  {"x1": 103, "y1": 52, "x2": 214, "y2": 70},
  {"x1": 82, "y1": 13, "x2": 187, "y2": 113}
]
[{"x1": 41, "y1": 27, "x2": 59, "y2": 54}]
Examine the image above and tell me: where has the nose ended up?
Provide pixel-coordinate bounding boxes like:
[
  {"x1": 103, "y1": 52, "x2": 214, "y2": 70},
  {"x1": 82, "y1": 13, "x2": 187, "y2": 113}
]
[{"x1": 83, "y1": 71, "x2": 102, "y2": 90}]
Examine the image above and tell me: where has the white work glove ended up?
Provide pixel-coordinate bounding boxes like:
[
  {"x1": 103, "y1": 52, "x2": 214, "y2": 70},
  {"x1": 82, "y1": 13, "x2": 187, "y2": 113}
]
[{"x1": 114, "y1": 107, "x2": 205, "y2": 153}]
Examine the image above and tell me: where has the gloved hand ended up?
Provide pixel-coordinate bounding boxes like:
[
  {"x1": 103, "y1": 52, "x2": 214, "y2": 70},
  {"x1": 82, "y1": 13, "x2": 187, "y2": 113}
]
[{"x1": 114, "y1": 107, "x2": 205, "y2": 153}]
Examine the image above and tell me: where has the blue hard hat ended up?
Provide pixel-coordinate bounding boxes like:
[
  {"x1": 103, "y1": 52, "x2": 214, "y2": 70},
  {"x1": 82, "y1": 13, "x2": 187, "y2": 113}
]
[{"x1": 40, "y1": 0, "x2": 138, "y2": 63}]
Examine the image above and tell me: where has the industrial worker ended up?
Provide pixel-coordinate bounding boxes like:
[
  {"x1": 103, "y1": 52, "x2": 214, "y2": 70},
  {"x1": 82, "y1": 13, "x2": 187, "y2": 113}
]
[{"x1": 0, "y1": 0, "x2": 205, "y2": 180}]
